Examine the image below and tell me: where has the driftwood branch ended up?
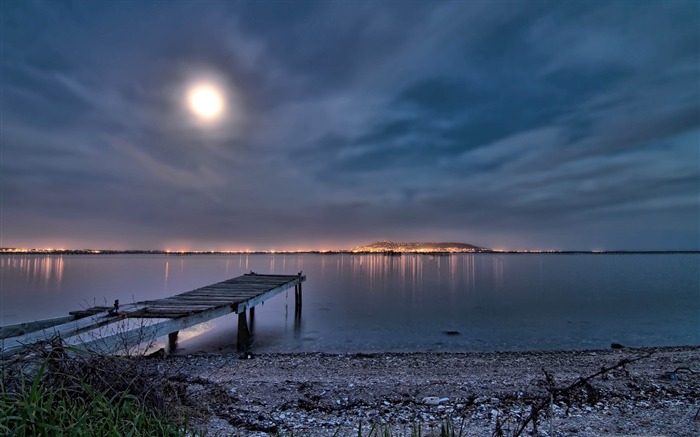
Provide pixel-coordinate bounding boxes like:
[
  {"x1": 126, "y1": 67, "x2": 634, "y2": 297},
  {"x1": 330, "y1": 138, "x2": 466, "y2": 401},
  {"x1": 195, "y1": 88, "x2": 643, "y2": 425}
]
[{"x1": 505, "y1": 352, "x2": 654, "y2": 437}]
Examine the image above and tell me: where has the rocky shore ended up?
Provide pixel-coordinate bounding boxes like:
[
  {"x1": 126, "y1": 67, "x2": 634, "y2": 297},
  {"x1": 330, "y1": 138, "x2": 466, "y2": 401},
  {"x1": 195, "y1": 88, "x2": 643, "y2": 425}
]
[{"x1": 142, "y1": 346, "x2": 699, "y2": 436}]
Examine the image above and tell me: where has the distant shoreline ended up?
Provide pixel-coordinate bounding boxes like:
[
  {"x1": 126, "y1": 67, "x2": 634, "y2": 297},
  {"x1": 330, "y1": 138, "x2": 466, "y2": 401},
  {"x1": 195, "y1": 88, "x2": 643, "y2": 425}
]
[{"x1": 1, "y1": 249, "x2": 698, "y2": 255}]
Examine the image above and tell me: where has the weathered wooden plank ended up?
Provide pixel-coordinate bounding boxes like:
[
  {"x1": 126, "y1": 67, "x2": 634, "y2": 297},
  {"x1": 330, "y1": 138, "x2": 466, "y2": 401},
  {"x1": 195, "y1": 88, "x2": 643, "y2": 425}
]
[
  {"x1": 234, "y1": 277, "x2": 294, "y2": 282},
  {"x1": 198, "y1": 281, "x2": 274, "y2": 287},
  {"x1": 143, "y1": 291, "x2": 255, "y2": 300},
  {"x1": 0, "y1": 315, "x2": 78, "y2": 339},
  {"x1": 195, "y1": 284, "x2": 271, "y2": 290},
  {"x1": 221, "y1": 277, "x2": 293, "y2": 283},
  {"x1": 216, "y1": 277, "x2": 290, "y2": 282},
  {"x1": 225, "y1": 280, "x2": 290, "y2": 287},
  {"x1": 161, "y1": 301, "x2": 242, "y2": 307},
  {"x1": 196, "y1": 284, "x2": 270, "y2": 289},
  {"x1": 140, "y1": 303, "x2": 213, "y2": 309},
  {"x1": 197, "y1": 285, "x2": 274, "y2": 292},
  {"x1": 182, "y1": 289, "x2": 263, "y2": 295},
  {"x1": 182, "y1": 286, "x2": 269, "y2": 293},
  {"x1": 184, "y1": 288, "x2": 263, "y2": 293},
  {"x1": 1, "y1": 304, "x2": 148, "y2": 356},
  {"x1": 134, "y1": 309, "x2": 201, "y2": 317},
  {"x1": 218, "y1": 278, "x2": 289, "y2": 283},
  {"x1": 70, "y1": 304, "x2": 240, "y2": 353},
  {"x1": 140, "y1": 299, "x2": 234, "y2": 306},
  {"x1": 236, "y1": 275, "x2": 305, "y2": 313},
  {"x1": 169, "y1": 295, "x2": 252, "y2": 300},
  {"x1": 140, "y1": 307, "x2": 209, "y2": 314},
  {"x1": 141, "y1": 293, "x2": 252, "y2": 305},
  {"x1": 174, "y1": 293, "x2": 257, "y2": 300},
  {"x1": 157, "y1": 299, "x2": 244, "y2": 305},
  {"x1": 69, "y1": 306, "x2": 112, "y2": 317},
  {"x1": 165, "y1": 297, "x2": 249, "y2": 304},
  {"x1": 244, "y1": 273, "x2": 304, "y2": 278},
  {"x1": 138, "y1": 314, "x2": 193, "y2": 319},
  {"x1": 170, "y1": 301, "x2": 243, "y2": 307},
  {"x1": 188, "y1": 289, "x2": 262, "y2": 294}
]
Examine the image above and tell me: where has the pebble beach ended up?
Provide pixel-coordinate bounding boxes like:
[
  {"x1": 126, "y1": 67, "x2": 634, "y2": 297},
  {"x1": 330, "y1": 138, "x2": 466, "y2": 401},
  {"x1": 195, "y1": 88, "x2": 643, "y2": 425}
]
[{"x1": 142, "y1": 345, "x2": 700, "y2": 436}]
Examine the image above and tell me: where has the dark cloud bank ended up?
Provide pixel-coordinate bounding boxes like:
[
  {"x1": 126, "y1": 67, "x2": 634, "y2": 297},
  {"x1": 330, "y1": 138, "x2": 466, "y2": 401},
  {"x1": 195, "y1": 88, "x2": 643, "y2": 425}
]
[{"x1": 1, "y1": 1, "x2": 698, "y2": 250}]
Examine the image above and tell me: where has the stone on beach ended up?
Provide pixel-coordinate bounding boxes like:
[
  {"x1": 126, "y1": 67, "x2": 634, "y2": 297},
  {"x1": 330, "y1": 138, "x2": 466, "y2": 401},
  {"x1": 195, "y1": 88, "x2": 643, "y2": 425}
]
[{"x1": 421, "y1": 396, "x2": 440, "y2": 405}]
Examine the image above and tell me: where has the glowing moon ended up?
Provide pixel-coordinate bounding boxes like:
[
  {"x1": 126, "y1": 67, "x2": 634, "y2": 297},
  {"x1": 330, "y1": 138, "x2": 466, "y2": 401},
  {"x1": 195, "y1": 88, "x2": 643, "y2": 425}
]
[{"x1": 187, "y1": 83, "x2": 225, "y2": 121}]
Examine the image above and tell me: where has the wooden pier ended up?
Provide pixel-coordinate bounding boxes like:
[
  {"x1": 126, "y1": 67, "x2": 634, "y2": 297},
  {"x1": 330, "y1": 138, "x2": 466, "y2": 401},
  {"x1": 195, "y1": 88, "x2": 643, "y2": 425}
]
[{"x1": 0, "y1": 272, "x2": 305, "y2": 356}]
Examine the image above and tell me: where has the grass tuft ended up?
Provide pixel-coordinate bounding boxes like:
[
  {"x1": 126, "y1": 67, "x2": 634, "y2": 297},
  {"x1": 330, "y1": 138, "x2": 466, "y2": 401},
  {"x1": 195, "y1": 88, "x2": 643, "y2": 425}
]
[{"x1": 1, "y1": 339, "x2": 196, "y2": 436}]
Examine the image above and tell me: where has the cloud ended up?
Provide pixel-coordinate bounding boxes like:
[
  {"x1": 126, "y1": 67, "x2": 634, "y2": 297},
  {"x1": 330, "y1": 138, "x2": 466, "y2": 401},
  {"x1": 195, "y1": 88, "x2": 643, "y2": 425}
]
[{"x1": 1, "y1": 0, "x2": 698, "y2": 250}]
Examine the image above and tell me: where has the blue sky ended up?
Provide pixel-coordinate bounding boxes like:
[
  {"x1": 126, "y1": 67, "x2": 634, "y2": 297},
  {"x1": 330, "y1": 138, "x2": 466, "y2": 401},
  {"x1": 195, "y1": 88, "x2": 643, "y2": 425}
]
[{"x1": 1, "y1": 0, "x2": 698, "y2": 250}]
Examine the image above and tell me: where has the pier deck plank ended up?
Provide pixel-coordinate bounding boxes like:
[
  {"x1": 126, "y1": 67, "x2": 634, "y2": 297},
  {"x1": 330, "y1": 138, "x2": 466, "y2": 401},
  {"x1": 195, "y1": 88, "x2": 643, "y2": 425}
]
[{"x1": 1, "y1": 273, "x2": 305, "y2": 356}]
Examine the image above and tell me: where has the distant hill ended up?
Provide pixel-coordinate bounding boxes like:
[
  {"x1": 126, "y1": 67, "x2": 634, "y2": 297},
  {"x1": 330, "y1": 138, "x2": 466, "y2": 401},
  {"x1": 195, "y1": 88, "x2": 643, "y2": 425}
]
[{"x1": 351, "y1": 241, "x2": 487, "y2": 253}]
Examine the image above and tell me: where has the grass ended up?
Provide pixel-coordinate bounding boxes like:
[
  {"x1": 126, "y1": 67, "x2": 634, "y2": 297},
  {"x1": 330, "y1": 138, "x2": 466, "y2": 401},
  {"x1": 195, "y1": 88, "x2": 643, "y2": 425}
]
[
  {"x1": 1, "y1": 350, "x2": 469, "y2": 437},
  {"x1": 0, "y1": 334, "x2": 201, "y2": 437},
  {"x1": 0, "y1": 361, "x2": 190, "y2": 436}
]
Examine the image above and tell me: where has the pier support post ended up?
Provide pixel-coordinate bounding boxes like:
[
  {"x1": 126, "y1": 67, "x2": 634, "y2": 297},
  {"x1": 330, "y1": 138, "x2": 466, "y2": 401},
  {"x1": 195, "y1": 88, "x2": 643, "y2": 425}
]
[
  {"x1": 168, "y1": 331, "x2": 178, "y2": 352},
  {"x1": 293, "y1": 283, "x2": 302, "y2": 336},
  {"x1": 237, "y1": 311, "x2": 251, "y2": 350},
  {"x1": 294, "y1": 283, "x2": 302, "y2": 317},
  {"x1": 248, "y1": 307, "x2": 255, "y2": 335}
]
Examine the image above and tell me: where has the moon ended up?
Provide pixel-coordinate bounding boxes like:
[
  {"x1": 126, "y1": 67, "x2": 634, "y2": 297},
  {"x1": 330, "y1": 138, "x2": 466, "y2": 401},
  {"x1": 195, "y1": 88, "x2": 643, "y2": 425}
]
[{"x1": 187, "y1": 83, "x2": 225, "y2": 121}]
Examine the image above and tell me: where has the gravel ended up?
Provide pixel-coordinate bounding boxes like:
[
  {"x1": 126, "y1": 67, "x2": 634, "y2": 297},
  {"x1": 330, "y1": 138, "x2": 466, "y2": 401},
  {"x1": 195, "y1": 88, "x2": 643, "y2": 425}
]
[{"x1": 140, "y1": 346, "x2": 700, "y2": 436}]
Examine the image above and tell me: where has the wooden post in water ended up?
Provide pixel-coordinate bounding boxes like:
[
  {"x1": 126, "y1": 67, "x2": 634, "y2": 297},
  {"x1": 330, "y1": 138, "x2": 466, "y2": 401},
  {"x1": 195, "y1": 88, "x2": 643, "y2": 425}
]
[
  {"x1": 168, "y1": 331, "x2": 179, "y2": 352},
  {"x1": 248, "y1": 307, "x2": 255, "y2": 335},
  {"x1": 293, "y1": 283, "x2": 302, "y2": 337},
  {"x1": 294, "y1": 283, "x2": 302, "y2": 317},
  {"x1": 237, "y1": 311, "x2": 250, "y2": 350}
]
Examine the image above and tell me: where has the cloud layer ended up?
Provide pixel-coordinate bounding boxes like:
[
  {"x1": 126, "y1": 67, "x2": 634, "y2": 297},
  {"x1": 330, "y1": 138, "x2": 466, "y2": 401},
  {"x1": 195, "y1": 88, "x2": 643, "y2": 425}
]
[{"x1": 2, "y1": 1, "x2": 698, "y2": 250}]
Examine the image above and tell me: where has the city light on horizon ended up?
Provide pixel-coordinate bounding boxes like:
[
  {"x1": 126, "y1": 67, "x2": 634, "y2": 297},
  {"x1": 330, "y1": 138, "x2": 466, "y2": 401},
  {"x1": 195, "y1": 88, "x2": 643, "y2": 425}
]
[{"x1": 2, "y1": 242, "x2": 693, "y2": 255}]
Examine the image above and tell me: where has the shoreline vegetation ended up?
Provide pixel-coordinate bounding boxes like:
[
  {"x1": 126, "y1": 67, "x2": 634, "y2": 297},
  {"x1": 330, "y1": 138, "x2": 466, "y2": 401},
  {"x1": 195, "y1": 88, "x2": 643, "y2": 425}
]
[{"x1": 2, "y1": 344, "x2": 698, "y2": 436}]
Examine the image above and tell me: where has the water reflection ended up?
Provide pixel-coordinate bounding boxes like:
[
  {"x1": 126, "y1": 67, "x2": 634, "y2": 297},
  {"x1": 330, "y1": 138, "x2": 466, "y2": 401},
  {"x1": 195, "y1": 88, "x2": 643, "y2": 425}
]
[
  {"x1": 164, "y1": 260, "x2": 169, "y2": 288},
  {"x1": 349, "y1": 254, "x2": 433, "y2": 289},
  {"x1": 162, "y1": 321, "x2": 218, "y2": 353},
  {"x1": 492, "y1": 255, "x2": 505, "y2": 292},
  {"x1": 344, "y1": 254, "x2": 488, "y2": 298},
  {"x1": 237, "y1": 254, "x2": 251, "y2": 271},
  {"x1": 1, "y1": 253, "x2": 697, "y2": 353},
  {"x1": 1, "y1": 255, "x2": 64, "y2": 287},
  {"x1": 178, "y1": 321, "x2": 216, "y2": 342}
]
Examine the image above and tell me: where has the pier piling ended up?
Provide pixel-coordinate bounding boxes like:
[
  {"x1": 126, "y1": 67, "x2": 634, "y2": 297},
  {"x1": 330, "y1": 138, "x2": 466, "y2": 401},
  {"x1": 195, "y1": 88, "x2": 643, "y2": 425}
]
[
  {"x1": 168, "y1": 331, "x2": 179, "y2": 352},
  {"x1": 249, "y1": 307, "x2": 255, "y2": 334},
  {"x1": 237, "y1": 311, "x2": 251, "y2": 350},
  {"x1": 294, "y1": 283, "x2": 302, "y2": 317}
]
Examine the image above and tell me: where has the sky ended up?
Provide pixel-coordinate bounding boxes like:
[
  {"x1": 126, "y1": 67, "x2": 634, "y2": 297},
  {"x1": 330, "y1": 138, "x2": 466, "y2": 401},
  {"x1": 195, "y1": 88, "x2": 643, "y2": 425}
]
[{"x1": 1, "y1": 1, "x2": 698, "y2": 251}]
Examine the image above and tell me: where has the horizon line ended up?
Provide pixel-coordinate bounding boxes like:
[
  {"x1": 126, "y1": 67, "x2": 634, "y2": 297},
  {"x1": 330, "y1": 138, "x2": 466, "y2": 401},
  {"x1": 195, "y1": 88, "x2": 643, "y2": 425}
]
[{"x1": 1, "y1": 247, "x2": 698, "y2": 255}]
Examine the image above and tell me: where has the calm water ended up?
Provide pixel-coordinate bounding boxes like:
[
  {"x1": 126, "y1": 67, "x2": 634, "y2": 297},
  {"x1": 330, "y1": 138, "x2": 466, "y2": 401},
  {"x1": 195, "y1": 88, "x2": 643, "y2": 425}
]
[{"x1": 1, "y1": 254, "x2": 698, "y2": 353}]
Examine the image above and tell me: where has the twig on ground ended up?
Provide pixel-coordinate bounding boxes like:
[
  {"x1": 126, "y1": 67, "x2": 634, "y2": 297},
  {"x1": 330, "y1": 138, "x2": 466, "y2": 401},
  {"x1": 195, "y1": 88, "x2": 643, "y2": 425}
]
[{"x1": 506, "y1": 352, "x2": 654, "y2": 437}]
